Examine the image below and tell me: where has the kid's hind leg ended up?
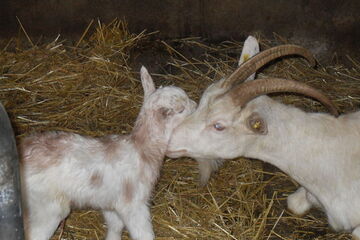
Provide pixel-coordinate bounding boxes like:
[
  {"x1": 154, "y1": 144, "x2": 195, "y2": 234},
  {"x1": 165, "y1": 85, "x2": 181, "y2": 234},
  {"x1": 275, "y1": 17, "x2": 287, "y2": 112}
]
[
  {"x1": 103, "y1": 210, "x2": 124, "y2": 240},
  {"x1": 26, "y1": 199, "x2": 70, "y2": 240}
]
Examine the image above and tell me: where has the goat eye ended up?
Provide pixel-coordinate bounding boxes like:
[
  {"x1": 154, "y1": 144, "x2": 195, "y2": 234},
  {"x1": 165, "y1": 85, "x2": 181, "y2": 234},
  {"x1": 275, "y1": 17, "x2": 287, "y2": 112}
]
[{"x1": 213, "y1": 122, "x2": 225, "y2": 131}]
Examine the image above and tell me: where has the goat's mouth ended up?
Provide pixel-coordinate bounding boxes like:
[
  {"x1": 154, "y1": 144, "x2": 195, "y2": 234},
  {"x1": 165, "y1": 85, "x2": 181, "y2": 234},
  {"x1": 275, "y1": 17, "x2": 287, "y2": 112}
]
[{"x1": 166, "y1": 149, "x2": 188, "y2": 158}]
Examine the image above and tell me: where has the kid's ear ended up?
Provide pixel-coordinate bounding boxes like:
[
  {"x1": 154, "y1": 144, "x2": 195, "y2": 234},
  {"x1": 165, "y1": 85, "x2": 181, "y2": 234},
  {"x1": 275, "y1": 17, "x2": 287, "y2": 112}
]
[
  {"x1": 158, "y1": 107, "x2": 174, "y2": 119},
  {"x1": 140, "y1": 66, "x2": 156, "y2": 99},
  {"x1": 157, "y1": 104, "x2": 185, "y2": 120}
]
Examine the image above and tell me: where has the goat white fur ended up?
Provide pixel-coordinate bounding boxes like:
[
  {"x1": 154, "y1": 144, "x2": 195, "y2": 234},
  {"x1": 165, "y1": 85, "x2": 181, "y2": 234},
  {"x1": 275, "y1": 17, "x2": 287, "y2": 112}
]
[
  {"x1": 181, "y1": 36, "x2": 260, "y2": 186},
  {"x1": 20, "y1": 66, "x2": 196, "y2": 240},
  {"x1": 167, "y1": 37, "x2": 360, "y2": 239}
]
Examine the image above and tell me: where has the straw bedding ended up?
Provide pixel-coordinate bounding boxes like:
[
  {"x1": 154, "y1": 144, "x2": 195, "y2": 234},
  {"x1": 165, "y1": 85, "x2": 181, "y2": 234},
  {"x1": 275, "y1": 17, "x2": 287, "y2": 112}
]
[{"x1": 1, "y1": 20, "x2": 359, "y2": 239}]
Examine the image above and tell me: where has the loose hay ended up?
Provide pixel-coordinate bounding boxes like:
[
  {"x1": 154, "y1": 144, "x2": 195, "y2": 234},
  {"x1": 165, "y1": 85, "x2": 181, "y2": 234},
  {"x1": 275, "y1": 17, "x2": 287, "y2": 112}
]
[{"x1": 1, "y1": 20, "x2": 359, "y2": 239}]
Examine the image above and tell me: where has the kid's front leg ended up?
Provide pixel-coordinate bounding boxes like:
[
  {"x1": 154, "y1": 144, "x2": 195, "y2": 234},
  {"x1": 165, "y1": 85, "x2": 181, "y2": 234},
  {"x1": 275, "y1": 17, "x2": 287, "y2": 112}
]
[
  {"x1": 103, "y1": 210, "x2": 124, "y2": 240},
  {"x1": 118, "y1": 203, "x2": 154, "y2": 240}
]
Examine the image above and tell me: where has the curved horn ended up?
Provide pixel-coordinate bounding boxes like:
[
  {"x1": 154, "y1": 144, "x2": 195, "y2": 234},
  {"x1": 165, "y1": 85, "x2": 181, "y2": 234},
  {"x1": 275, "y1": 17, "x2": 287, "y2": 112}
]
[
  {"x1": 228, "y1": 78, "x2": 339, "y2": 117},
  {"x1": 221, "y1": 45, "x2": 316, "y2": 88}
]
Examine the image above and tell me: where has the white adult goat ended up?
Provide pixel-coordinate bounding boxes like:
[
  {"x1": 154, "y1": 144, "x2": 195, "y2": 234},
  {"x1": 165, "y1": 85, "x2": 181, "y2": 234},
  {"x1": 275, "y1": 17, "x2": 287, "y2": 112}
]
[
  {"x1": 20, "y1": 66, "x2": 196, "y2": 240},
  {"x1": 167, "y1": 38, "x2": 360, "y2": 238}
]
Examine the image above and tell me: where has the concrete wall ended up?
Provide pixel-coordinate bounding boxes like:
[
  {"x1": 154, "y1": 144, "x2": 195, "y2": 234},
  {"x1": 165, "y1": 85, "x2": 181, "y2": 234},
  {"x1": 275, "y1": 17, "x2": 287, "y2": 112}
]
[{"x1": 1, "y1": 0, "x2": 359, "y2": 60}]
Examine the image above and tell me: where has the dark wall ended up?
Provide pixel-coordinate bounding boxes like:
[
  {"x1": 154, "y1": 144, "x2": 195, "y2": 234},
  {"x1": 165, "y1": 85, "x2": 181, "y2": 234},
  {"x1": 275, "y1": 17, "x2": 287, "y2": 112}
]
[{"x1": 1, "y1": 0, "x2": 359, "y2": 60}]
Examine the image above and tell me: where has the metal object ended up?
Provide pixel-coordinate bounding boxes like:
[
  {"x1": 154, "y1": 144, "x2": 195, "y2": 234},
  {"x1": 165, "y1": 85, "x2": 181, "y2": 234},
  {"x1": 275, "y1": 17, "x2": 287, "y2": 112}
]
[{"x1": 0, "y1": 103, "x2": 24, "y2": 240}]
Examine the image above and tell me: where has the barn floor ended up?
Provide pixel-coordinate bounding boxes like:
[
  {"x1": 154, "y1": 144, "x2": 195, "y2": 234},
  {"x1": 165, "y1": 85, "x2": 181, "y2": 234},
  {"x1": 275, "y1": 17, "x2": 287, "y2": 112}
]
[{"x1": 1, "y1": 20, "x2": 359, "y2": 239}]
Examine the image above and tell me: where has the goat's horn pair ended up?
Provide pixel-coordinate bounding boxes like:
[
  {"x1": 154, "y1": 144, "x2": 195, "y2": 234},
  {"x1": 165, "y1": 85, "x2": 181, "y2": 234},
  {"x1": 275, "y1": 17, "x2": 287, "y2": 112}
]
[
  {"x1": 220, "y1": 45, "x2": 316, "y2": 88},
  {"x1": 229, "y1": 78, "x2": 339, "y2": 117}
]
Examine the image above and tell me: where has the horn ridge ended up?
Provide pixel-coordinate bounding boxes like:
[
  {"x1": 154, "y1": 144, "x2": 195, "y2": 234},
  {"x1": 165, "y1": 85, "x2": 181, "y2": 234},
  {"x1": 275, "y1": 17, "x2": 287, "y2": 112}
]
[
  {"x1": 228, "y1": 78, "x2": 339, "y2": 117},
  {"x1": 221, "y1": 45, "x2": 316, "y2": 88}
]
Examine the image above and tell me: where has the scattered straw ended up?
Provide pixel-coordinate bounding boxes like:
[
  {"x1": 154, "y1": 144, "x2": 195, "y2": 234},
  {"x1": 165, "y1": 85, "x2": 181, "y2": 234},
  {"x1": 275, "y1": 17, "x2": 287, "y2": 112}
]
[
  {"x1": 0, "y1": 20, "x2": 358, "y2": 239},
  {"x1": 16, "y1": 16, "x2": 34, "y2": 47}
]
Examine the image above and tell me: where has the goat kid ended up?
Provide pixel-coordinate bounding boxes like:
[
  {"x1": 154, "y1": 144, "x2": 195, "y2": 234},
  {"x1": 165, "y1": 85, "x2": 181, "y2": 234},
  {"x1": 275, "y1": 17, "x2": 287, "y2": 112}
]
[
  {"x1": 167, "y1": 38, "x2": 360, "y2": 238},
  {"x1": 20, "y1": 66, "x2": 196, "y2": 240}
]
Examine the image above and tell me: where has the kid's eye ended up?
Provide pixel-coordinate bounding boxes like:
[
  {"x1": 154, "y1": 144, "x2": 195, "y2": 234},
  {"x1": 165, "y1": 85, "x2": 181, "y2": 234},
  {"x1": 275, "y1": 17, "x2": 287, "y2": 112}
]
[{"x1": 213, "y1": 122, "x2": 225, "y2": 131}]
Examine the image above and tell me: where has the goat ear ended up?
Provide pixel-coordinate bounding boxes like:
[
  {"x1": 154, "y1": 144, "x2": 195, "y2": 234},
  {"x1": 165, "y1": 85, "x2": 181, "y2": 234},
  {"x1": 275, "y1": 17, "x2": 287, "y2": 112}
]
[
  {"x1": 239, "y1": 36, "x2": 260, "y2": 82},
  {"x1": 140, "y1": 66, "x2": 156, "y2": 99},
  {"x1": 246, "y1": 112, "x2": 267, "y2": 135}
]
